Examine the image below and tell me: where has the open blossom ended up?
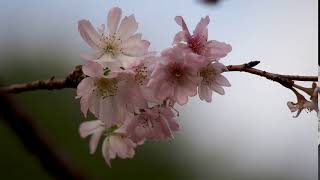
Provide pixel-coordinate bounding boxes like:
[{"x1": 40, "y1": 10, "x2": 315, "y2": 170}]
[
  {"x1": 173, "y1": 16, "x2": 232, "y2": 61},
  {"x1": 79, "y1": 120, "x2": 136, "y2": 167},
  {"x1": 126, "y1": 106, "x2": 180, "y2": 143},
  {"x1": 78, "y1": 7, "x2": 150, "y2": 69},
  {"x1": 76, "y1": 61, "x2": 147, "y2": 127},
  {"x1": 126, "y1": 54, "x2": 159, "y2": 102},
  {"x1": 147, "y1": 47, "x2": 203, "y2": 105},
  {"x1": 198, "y1": 61, "x2": 231, "y2": 102}
]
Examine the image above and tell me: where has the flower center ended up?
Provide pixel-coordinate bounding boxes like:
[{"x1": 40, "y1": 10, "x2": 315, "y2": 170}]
[
  {"x1": 175, "y1": 71, "x2": 182, "y2": 77},
  {"x1": 101, "y1": 33, "x2": 123, "y2": 57},
  {"x1": 140, "y1": 116, "x2": 153, "y2": 128},
  {"x1": 170, "y1": 64, "x2": 184, "y2": 80},
  {"x1": 95, "y1": 78, "x2": 118, "y2": 97},
  {"x1": 134, "y1": 65, "x2": 148, "y2": 85},
  {"x1": 188, "y1": 36, "x2": 206, "y2": 54},
  {"x1": 200, "y1": 68, "x2": 215, "y2": 84}
]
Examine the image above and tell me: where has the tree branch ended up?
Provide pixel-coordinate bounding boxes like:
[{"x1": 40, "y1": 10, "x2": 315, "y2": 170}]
[
  {"x1": 1, "y1": 65, "x2": 84, "y2": 94},
  {"x1": 0, "y1": 92, "x2": 88, "y2": 179},
  {"x1": 226, "y1": 61, "x2": 317, "y2": 88},
  {"x1": 0, "y1": 61, "x2": 317, "y2": 94}
]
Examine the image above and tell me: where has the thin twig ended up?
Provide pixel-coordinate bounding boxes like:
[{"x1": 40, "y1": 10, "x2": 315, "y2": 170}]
[
  {"x1": 0, "y1": 61, "x2": 317, "y2": 94},
  {"x1": 226, "y1": 61, "x2": 317, "y2": 88},
  {"x1": 1, "y1": 65, "x2": 84, "y2": 94}
]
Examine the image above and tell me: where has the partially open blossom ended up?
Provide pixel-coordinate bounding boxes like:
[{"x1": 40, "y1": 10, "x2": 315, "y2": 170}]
[
  {"x1": 79, "y1": 120, "x2": 136, "y2": 167},
  {"x1": 102, "y1": 131, "x2": 136, "y2": 167},
  {"x1": 147, "y1": 47, "x2": 203, "y2": 105},
  {"x1": 173, "y1": 16, "x2": 232, "y2": 61},
  {"x1": 76, "y1": 61, "x2": 147, "y2": 127},
  {"x1": 78, "y1": 7, "x2": 150, "y2": 69},
  {"x1": 79, "y1": 120, "x2": 105, "y2": 154},
  {"x1": 198, "y1": 61, "x2": 231, "y2": 102},
  {"x1": 287, "y1": 83, "x2": 319, "y2": 118},
  {"x1": 126, "y1": 106, "x2": 180, "y2": 143}
]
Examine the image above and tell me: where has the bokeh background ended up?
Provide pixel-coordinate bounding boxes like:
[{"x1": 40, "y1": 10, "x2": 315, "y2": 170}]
[{"x1": 0, "y1": 0, "x2": 318, "y2": 179}]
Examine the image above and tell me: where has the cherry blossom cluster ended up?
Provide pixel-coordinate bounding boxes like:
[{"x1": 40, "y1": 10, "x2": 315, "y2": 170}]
[{"x1": 77, "y1": 7, "x2": 232, "y2": 166}]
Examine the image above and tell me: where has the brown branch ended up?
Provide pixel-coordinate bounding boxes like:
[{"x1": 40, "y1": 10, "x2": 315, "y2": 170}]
[
  {"x1": 0, "y1": 92, "x2": 89, "y2": 179},
  {"x1": 0, "y1": 65, "x2": 84, "y2": 94},
  {"x1": 226, "y1": 61, "x2": 317, "y2": 88},
  {"x1": 0, "y1": 61, "x2": 317, "y2": 94}
]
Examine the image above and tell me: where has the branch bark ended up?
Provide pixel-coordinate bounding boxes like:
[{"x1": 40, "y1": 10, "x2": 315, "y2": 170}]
[
  {"x1": 0, "y1": 61, "x2": 317, "y2": 94},
  {"x1": 1, "y1": 65, "x2": 84, "y2": 94}
]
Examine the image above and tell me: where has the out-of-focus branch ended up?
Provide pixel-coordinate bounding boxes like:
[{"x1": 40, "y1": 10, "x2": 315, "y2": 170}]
[
  {"x1": 0, "y1": 61, "x2": 317, "y2": 94},
  {"x1": 0, "y1": 92, "x2": 88, "y2": 179}
]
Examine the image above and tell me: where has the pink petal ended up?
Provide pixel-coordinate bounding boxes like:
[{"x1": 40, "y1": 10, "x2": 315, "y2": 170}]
[
  {"x1": 99, "y1": 98, "x2": 117, "y2": 128},
  {"x1": 174, "y1": 16, "x2": 191, "y2": 40},
  {"x1": 116, "y1": 55, "x2": 138, "y2": 68},
  {"x1": 80, "y1": 93, "x2": 94, "y2": 117},
  {"x1": 193, "y1": 16, "x2": 210, "y2": 39},
  {"x1": 121, "y1": 34, "x2": 150, "y2": 56},
  {"x1": 174, "y1": 86, "x2": 189, "y2": 105},
  {"x1": 158, "y1": 117, "x2": 173, "y2": 139},
  {"x1": 102, "y1": 138, "x2": 112, "y2": 167},
  {"x1": 206, "y1": 40, "x2": 232, "y2": 60},
  {"x1": 109, "y1": 136, "x2": 127, "y2": 158},
  {"x1": 210, "y1": 83, "x2": 225, "y2": 95},
  {"x1": 97, "y1": 54, "x2": 123, "y2": 71},
  {"x1": 215, "y1": 74, "x2": 231, "y2": 87},
  {"x1": 107, "y1": 7, "x2": 122, "y2": 34},
  {"x1": 79, "y1": 120, "x2": 103, "y2": 138},
  {"x1": 82, "y1": 61, "x2": 103, "y2": 77},
  {"x1": 89, "y1": 92, "x2": 101, "y2": 118},
  {"x1": 160, "y1": 108, "x2": 180, "y2": 131},
  {"x1": 212, "y1": 62, "x2": 227, "y2": 73},
  {"x1": 156, "y1": 82, "x2": 174, "y2": 101},
  {"x1": 199, "y1": 84, "x2": 212, "y2": 102},
  {"x1": 76, "y1": 77, "x2": 95, "y2": 98},
  {"x1": 173, "y1": 31, "x2": 186, "y2": 44},
  {"x1": 117, "y1": 15, "x2": 138, "y2": 41},
  {"x1": 80, "y1": 52, "x2": 102, "y2": 61},
  {"x1": 89, "y1": 127, "x2": 104, "y2": 154},
  {"x1": 78, "y1": 20, "x2": 101, "y2": 49}
]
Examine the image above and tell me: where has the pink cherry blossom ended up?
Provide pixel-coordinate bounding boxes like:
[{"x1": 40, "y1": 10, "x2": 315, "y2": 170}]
[
  {"x1": 126, "y1": 53, "x2": 160, "y2": 102},
  {"x1": 198, "y1": 61, "x2": 231, "y2": 102},
  {"x1": 79, "y1": 120, "x2": 105, "y2": 154},
  {"x1": 76, "y1": 61, "x2": 147, "y2": 127},
  {"x1": 79, "y1": 119, "x2": 136, "y2": 167},
  {"x1": 78, "y1": 7, "x2": 150, "y2": 69},
  {"x1": 147, "y1": 47, "x2": 203, "y2": 105},
  {"x1": 102, "y1": 133, "x2": 136, "y2": 167},
  {"x1": 125, "y1": 106, "x2": 180, "y2": 143},
  {"x1": 173, "y1": 16, "x2": 232, "y2": 61}
]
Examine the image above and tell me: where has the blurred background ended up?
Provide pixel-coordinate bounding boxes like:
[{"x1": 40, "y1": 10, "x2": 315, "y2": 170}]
[{"x1": 0, "y1": 0, "x2": 318, "y2": 179}]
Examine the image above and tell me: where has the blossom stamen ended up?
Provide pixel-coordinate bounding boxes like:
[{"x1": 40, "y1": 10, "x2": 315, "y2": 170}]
[
  {"x1": 134, "y1": 65, "x2": 148, "y2": 85},
  {"x1": 101, "y1": 33, "x2": 123, "y2": 57},
  {"x1": 95, "y1": 78, "x2": 118, "y2": 97},
  {"x1": 200, "y1": 68, "x2": 215, "y2": 84}
]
